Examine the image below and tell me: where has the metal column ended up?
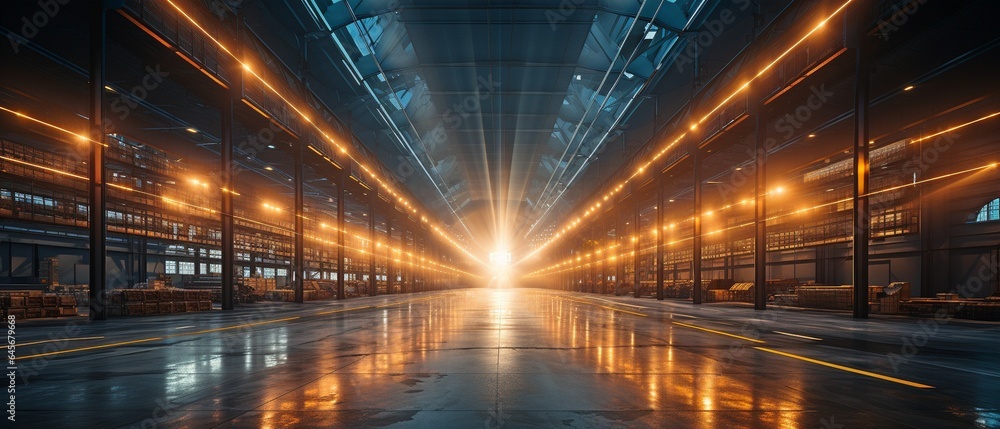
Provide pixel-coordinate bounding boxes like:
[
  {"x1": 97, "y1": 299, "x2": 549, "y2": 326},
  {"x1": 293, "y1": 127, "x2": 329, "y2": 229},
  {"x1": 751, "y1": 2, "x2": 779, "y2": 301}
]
[
  {"x1": 293, "y1": 141, "x2": 305, "y2": 304},
  {"x1": 220, "y1": 93, "x2": 235, "y2": 310},
  {"x1": 692, "y1": 148, "x2": 703, "y2": 305},
  {"x1": 369, "y1": 187, "x2": 377, "y2": 297},
  {"x1": 633, "y1": 201, "x2": 641, "y2": 298},
  {"x1": 656, "y1": 171, "x2": 664, "y2": 300},
  {"x1": 754, "y1": 98, "x2": 768, "y2": 311},
  {"x1": 852, "y1": 4, "x2": 871, "y2": 318},
  {"x1": 616, "y1": 214, "x2": 624, "y2": 295},
  {"x1": 386, "y1": 212, "x2": 394, "y2": 294},
  {"x1": 399, "y1": 226, "x2": 410, "y2": 293},
  {"x1": 336, "y1": 159, "x2": 347, "y2": 300},
  {"x1": 88, "y1": 1, "x2": 109, "y2": 320}
]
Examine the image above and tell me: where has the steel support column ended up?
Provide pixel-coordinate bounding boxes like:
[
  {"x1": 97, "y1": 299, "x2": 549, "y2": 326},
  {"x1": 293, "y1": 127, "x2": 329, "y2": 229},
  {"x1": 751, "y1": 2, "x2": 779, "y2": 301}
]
[
  {"x1": 386, "y1": 212, "x2": 394, "y2": 294},
  {"x1": 369, "y1": 187, "x2": 377, "y2": 297},
  {"x1": 616, "y1": 214, "x2": 624, "y2": 295},
  {"x1": 336, "y1": 160, "x2": 347, "y2": 300},
  {"x1": 88, "y1": 1, "x2": 109, "y2": 320},
  {"x1": 293, "y1": 141, "x2": 305, "y2": 304},
  {"x1": 633, "y1": 200, "x2": 641, "y2": 298},
  {"x1": 656, "y1": 171, "x2": 665, "y2": 300},
  {"x1": 754, "y1": 99, "x2": 768, "y2": 311},
  {"x1": 692, "y1": 148, "x2": 703, "y2": 305},
  {"x1": 851, "y1": 4, "x2": 871, "y2": 319},
  {"x1": 401, "y1": 226, "x2": 409, "y2": 293}
]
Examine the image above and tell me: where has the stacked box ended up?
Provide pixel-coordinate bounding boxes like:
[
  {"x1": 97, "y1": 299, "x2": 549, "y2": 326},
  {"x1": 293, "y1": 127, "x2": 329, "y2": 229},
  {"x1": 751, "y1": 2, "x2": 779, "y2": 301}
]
[
  {"x1": 58, "y1": 307, "x2": 78, "y2": 316},
  {"x1": 198, "y1": 301, "x2": 211, "y2": 311},
  {"x1": 158, "y1": 302, "x2": 172, "y2": 314},
  {"x1": 126, "y1": 302, "x2": 144, "y2": 315},
  {"x1": 7, "y1": 309, "x2": 26, "y2": 319},
  {"x1": 25, "y1": 308, "x2": 42, "y2": 318},
  {"x1": 8, "y1": 297, "x2": 26, "y2": 308}
]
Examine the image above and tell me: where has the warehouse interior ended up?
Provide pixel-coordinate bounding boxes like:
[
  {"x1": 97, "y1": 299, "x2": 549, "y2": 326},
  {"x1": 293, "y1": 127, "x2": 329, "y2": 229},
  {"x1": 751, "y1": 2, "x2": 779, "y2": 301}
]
[{"x1": 2, "y1": 0, "x2": 1000, "y2": 427}]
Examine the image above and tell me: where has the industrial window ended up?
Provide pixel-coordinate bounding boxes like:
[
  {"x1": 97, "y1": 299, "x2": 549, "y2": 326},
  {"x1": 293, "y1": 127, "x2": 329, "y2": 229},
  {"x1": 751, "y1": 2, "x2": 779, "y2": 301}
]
[
  {"x1": 276, "y1": 268, "x2": 287, "y2": 278},
  {"x1": 972, "y1": 198, "x2": 1000, "y2": 223},
  {"x1": 178, "y1": 261, "x2": 195, "y2": 275},
  {"x1": 209, "y1": 263, "x2": 221, "y2": 274},
  {"x1": 165, "y1": 260, "x2": 177, "y2": 274}
]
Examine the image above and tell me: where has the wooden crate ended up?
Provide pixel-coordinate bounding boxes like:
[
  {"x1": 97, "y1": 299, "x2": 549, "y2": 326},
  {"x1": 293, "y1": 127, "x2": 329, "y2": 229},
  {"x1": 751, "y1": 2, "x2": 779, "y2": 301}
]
[
  {"x1": 7, "y1": 297, "x2": 26, "y2": 308},
  {"x1": 58, "y1": 307, "x2": 78, "y2": 316},
  {"x1": 172, "y1": 290, "x2": 186, "y2": 301},
  {"x1": 143, "y1": 302, "x2": 159, "y2": 315},
  {"x1": 25, "y1": 308, "x2": 42, "y2": 319},
  {"x1": 6, "y1": 309, "x2": 26, "y2": 319},
  {"x1": 42, "y1": 296, "x2": 58, "y2": 307},
  {"x1": 58, "y1": 295, "x2": 76, "y2": 306},
  {"x1": 123, "y1": 290, "x2": 145, "y2": 302},
  {"x1": 125, "y1": 302, "x2": 144, "y2": 315},
  {"x1": 171, "y1": 302, "x2": 186, "y2": 313},
  {"x1": 142, "y1": 290, "x2": 159, "y2": 303},
  {"x1": 197, "y1": 301, "x2": 211, "y2": 311},
  {"x1": 27, "y1": 297, "x2": 43, "y2": 307},
  {"x1": 158, "y1": 302, "x2": 173, "y2": 314},
  {"x1": 41, "y1": 308, "x2": 59, "y2": 318}
]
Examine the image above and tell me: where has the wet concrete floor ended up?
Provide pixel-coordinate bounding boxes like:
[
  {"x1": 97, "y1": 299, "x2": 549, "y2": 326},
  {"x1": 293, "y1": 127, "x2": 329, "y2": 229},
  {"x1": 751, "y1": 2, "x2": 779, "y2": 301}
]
[{"x1": 10, "y1": 288, "x2": 1000, "y2": 428}]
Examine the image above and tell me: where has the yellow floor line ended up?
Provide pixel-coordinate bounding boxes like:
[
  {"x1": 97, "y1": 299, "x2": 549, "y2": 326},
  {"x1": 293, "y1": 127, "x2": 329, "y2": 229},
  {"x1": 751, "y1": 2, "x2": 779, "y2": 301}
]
[
  {"x1": 672, "y1": 321, "x2": 766, "y2": 344},
  {"x1": 17, "y1": 337, "x2": 163, "y2": 360},
  {"x1": 754, "y1": 346, "x2": 934, "y2": 389},
  {"x1": 17, "y1": 336, "x2": 105, "y2": 347}
]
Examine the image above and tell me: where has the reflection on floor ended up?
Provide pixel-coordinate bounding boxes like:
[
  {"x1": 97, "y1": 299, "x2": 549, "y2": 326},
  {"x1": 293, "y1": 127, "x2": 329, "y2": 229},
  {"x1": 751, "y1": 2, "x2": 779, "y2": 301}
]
[{"x1": 12, "y1": 288, "x2": 1000, "y2": 428}]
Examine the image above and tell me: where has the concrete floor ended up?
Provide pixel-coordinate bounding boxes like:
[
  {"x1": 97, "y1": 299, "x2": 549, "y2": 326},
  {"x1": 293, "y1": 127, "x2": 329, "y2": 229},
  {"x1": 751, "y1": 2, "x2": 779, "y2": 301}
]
[{"x1": 11, "y1": 288, "x2": 1000, "y2": 428}]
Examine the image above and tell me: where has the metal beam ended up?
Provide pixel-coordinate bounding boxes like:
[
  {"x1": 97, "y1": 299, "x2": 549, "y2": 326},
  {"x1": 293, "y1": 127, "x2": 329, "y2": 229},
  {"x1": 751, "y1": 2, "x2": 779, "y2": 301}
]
[
  {"x1": 656, "y1": 172, "x2": 664, "y2": 300},
  {"x1": 754, "y1": 94, "x2": 768, "y2": 311},
  {"x1": 369, "y1": 187, "x2": 378, "y2": 297},
  {"x1": 337, "y1": 159, "x2": 347, "y2": 300},
  {"x1": 220, "y1": 99, "x2": 235, "y2": 311},
  {"x1": 294, "y1": 140, "x2": 305, "y2": 304},
  {"x1": 852, "y1": 3, "x2": 871, "y2": 319},
  {"x1": 692, "y1": 147, "x2": 703, "y2": 305},
  {"x1": 88, "y1": 1, "x2": 108, "y2": 321},
  {"x1": 633, "y1": 200, "x2": 641, "y2": 298}
]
